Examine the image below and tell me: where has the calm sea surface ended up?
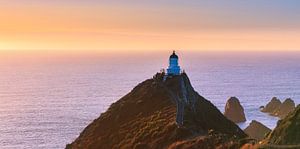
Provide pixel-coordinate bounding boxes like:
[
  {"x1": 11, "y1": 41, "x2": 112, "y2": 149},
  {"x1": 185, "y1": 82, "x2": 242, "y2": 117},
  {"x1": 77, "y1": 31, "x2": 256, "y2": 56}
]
[{"x1": 0, "y1": 51, "x2": 299, "y2": 148}]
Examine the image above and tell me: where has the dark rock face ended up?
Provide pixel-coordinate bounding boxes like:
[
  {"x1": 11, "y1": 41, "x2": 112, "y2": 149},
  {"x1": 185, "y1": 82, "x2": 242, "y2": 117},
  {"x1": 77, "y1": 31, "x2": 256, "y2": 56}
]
[
  {"x1": 261, "y1": 97, "x2": 281, "y2": 113},
  {"x1": 66, "y1": 73, "x2": 246, "y2": 149},
  {"x1": 261, "y1": 97, "x2": 295, "y2": 119},
  {"x1": 244, "y1": 120, "x2": 271, "y2": 141},
  {"x1": 224, "y1": 97, "x2": 246, "y2": 123},
  {"x1": 263, "y1": 105, "x2": 300, "y2": 146}
]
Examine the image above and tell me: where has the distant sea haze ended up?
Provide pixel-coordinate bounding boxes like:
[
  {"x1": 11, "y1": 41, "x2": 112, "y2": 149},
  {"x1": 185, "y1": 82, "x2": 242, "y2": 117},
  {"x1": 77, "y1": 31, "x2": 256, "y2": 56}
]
[{"x1": 0, "y1": 51, "x2": 299, "y2": 148}]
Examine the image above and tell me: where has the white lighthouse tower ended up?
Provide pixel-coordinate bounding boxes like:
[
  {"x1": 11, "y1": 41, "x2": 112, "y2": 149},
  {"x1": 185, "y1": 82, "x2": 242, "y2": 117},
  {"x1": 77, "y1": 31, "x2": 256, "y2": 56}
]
[{"x1": 167, "y1": 51, "x2": 181, "y2": 75}]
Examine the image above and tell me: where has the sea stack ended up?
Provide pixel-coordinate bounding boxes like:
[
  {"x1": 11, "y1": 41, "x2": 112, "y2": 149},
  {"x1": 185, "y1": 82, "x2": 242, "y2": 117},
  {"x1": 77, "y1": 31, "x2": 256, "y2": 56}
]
[
  {"x1": 273, "y1": 98, "x2": 295, "y2": 119},
  {"x1": 66, "y1": 52, "x2": 247, "y2": 149},
  {"x1": 261, "y1": 97, "x2": 281, "y2": 113},
  {"x1": 224, "y1": 97, "x2": 246, "y2": 123},
  {"x1": 261, "y1": 97, "x2": 295, "y2": 119}
]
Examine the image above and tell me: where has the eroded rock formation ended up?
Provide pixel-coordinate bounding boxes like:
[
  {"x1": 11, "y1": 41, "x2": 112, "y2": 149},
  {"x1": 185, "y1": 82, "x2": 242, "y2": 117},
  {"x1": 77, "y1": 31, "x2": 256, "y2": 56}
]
[
  {"x1": 272, "y1": 98, "x2": 295, "y2": 119},
  {"x1": 261, "y1": 97, "x2": 295, "y2": 119},
  {"x1": 224, "y1": 97, "x2": 246, "y2": 123},
  {"x1": 244, "y1": 120, "x2": 271, "y2": 141},
  {"x1": 260, "y1": 97, "x2": 281, "y2": 113}
]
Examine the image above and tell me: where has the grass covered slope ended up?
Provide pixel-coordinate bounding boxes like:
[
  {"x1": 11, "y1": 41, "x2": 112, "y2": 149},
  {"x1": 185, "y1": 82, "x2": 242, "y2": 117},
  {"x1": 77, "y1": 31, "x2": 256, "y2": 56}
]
[
  {"x1": 67, "y1": 73, "x2": 246, "y2": 149},
  {"x1": 263, "y1": 105, "x2": 300, "y2": 145}
]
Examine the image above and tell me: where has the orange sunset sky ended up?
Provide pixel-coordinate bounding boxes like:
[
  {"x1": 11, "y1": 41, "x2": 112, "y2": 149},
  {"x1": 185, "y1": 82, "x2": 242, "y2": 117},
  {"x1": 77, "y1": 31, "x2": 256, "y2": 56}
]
[{"x1": 0, "y1": 1, "x2": 300, "y2": 52}]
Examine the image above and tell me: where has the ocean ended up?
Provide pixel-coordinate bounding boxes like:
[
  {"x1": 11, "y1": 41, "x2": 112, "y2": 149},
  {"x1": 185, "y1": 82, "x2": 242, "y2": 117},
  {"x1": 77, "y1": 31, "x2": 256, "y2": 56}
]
[{"x1": 0, "y1": 51, "x2": 299, "y2": 149}]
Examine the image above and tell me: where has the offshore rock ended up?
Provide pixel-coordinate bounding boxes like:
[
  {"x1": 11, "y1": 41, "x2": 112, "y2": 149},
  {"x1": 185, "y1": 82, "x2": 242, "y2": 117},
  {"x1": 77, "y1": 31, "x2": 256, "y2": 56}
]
[
  {"x1": 260, "y1": 97, "x2": 281, "y2": 113},
  {"x1": 261, "y1": 97, "x2": 295, "y2": 119},
  {"x1": 272, "y1": 98, "x2": 295, "y2": 119},
  {"x1": 224, "y1": 97, "x2": 246, "y2": 123},
  {"x1": 244, "y1": 120, "x2": 271, "y2": 141}
]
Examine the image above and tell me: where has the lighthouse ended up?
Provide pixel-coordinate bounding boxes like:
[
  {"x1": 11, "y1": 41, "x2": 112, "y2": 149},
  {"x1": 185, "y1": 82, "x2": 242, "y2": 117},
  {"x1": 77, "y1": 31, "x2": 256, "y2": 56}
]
[{"x1": 167, "y1": 51, "x2": 181, "y2": 75}]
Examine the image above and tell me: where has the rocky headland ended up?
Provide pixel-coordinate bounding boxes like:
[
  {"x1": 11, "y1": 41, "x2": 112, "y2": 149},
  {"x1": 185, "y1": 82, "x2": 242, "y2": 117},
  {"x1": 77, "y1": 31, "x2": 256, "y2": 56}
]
[
  {"x1": 242, "y1": 105, "x2": 300, "y2": 149},
  {"x1": 260, "y1": 105, "x2": 300, "y2": 148},
  {"x1": 66, "y1": 73, "x2": 247, "y2": 149}
]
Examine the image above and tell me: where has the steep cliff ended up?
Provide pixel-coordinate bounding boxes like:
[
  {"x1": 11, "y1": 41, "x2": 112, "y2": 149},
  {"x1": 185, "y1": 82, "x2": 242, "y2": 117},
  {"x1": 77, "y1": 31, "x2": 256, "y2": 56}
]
[{"x1": 67, "y1": 73, "x2": 246, "y2": 149}]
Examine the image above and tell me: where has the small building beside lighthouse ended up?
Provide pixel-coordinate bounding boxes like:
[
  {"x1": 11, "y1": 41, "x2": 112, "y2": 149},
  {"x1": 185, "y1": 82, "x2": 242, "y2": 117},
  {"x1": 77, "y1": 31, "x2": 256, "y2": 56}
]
[{"x1": 167, "y1": 51, "x2": 181, "y2": 75}]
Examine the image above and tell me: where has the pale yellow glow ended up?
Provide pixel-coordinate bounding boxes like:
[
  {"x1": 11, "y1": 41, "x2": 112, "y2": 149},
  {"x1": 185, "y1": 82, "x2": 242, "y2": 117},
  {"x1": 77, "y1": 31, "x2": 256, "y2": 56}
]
[
  {"x1": 1, "y1": 30, "x2": 299, "y2": 52},
  {"x1": 0, "y1": 4, "x2": 299, "y2": 52}
]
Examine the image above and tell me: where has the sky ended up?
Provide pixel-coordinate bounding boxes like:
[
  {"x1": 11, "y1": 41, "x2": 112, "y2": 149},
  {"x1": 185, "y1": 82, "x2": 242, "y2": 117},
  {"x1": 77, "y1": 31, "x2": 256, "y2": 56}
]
[{"x1": 0, "y1": 0, "x2": 300, "y2": 52}]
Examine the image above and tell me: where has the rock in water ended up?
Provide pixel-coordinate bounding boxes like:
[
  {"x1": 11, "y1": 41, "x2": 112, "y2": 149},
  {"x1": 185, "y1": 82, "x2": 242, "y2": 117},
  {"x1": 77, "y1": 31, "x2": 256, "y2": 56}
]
[
  {"x1": 224, "y1": 97, "x2": 246, "y2": 123},
  {"x1": 261, "y1": 97, "x2": 281, "y2": 113},
  {"x1": 273, "y1": 98, "x2": 295, "y2": 119},
  {"x1": 66, "y1": 73, "x2": 246, "y2": 149},
  {"x1": 244, "y1": 120, "x2": 271, "y2": 141},
  {"x1": 262, "y1": 105, "x2": 300, "y2": 146}
]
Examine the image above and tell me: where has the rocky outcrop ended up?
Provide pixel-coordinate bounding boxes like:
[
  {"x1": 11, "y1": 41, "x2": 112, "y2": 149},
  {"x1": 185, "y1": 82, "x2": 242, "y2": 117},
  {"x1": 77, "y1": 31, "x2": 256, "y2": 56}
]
[
  {"x1": 262, "y1": 105, "x2": 300, "y2": 147},
  {"x1": 272, "y1": 98, "x2": 295, "y2": 119},
  {"x1": 261, "y1": 97, "x2": 295, "y2": 119},
  {"x1": 224, "y1": 97, "x2": 246, "y2": 123},
  {"x1": 260, "y1": 97, "x2": 281, "y2": 113},
  {"x1": 244, "y1": 120, "x2": 271, "y2": 141},
  {"x1": 66, "y1": 73, "x2": 247, "y2": 149}
]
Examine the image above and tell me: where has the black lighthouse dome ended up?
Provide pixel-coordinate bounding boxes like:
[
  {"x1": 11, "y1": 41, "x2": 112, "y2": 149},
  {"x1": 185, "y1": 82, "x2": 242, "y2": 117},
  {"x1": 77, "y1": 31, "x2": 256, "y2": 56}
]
[{"x1": 170, "y1": 51, "x2": 178, "y2": 59}]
